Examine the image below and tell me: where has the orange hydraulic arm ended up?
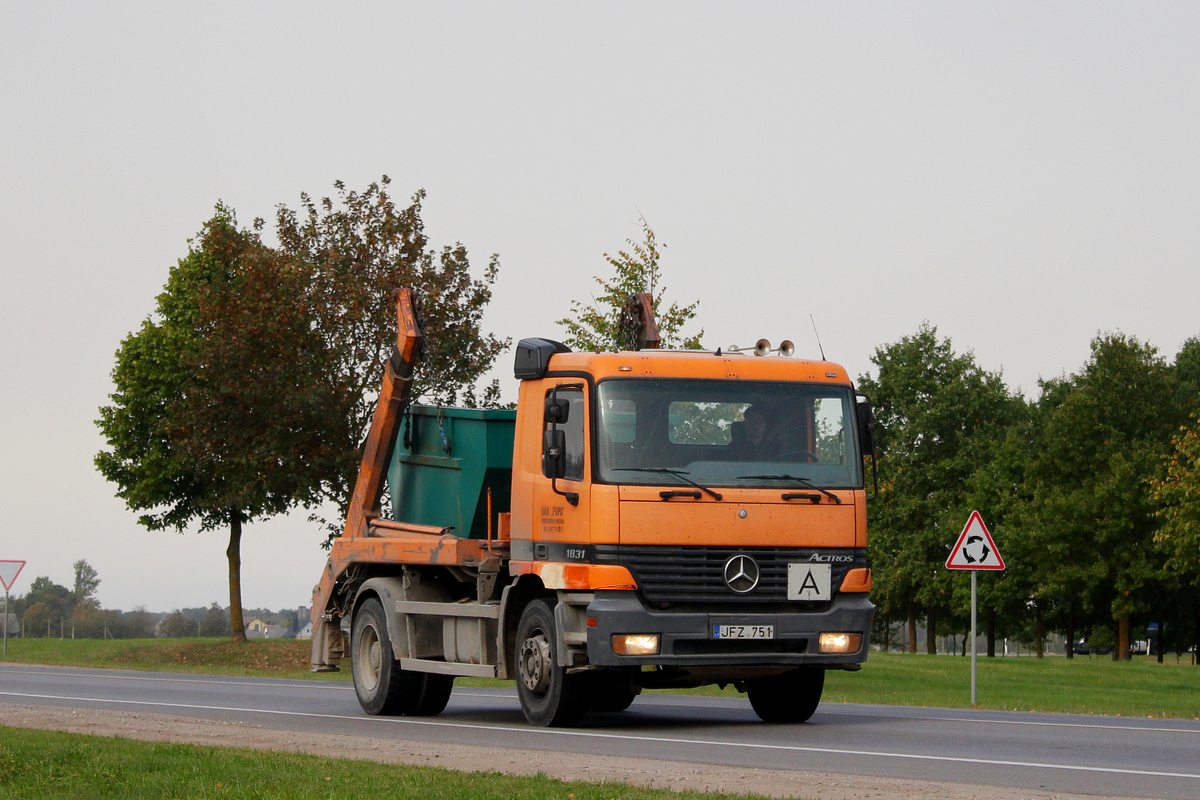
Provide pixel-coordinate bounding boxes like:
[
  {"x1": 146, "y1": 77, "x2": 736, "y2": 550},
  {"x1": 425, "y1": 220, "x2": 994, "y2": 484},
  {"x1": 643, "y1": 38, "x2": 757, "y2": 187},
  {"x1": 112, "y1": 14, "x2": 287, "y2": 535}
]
[
  {"x1": 309, "y1": 288, "x2": 423, "y2": 670},
  {"x1": 340, "y1": 288, "x2": 423, "y2": 542}
]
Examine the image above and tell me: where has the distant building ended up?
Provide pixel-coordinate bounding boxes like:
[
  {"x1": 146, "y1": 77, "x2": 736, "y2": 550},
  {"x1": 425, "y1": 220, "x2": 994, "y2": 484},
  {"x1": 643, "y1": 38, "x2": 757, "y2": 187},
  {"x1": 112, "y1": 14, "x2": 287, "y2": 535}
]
[
  {"x1": 290, "y1": 606, "x2": 310, "y2": 638},
  {"x1": 246, "y1": 623, "x2": 288, "y2": 639}
]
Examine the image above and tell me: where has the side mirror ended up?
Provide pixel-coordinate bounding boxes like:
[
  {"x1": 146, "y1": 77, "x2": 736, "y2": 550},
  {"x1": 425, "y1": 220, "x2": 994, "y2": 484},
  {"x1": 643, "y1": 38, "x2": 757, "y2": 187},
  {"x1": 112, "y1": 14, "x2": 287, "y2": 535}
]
[
  {"x1": 542, "y1": 428, "x2": 566, "y2": 479},
  {"x1": 855, "y1": 393, "x2": 876, "y2": 457},
  {"x1": 545, "y1": 396, "x2": 571, "y2": 425}
]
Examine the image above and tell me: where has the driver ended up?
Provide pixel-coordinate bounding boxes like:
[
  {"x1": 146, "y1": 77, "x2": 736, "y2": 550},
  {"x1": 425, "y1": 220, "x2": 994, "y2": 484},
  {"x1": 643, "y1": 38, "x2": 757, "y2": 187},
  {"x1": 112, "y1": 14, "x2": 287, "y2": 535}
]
[{"x1": 731, "y1": 405, "x2": 782, "y2": 461}]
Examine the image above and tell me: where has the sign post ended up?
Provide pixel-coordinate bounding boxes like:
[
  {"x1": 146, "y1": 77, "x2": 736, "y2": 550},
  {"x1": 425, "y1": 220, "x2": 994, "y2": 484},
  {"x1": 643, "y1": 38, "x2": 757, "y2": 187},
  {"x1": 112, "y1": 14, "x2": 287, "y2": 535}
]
[
  {"x1": 945, "y1": 513, "x2": 1004, "y2": 705},
  {"x1": 0, "y1": 561, "x2": 27, "y2": 659}
]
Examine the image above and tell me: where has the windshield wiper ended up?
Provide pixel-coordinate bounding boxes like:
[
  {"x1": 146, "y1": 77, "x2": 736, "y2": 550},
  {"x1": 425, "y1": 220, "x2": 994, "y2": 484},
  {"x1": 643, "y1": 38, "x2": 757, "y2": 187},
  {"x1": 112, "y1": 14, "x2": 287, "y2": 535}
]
[
  {"x1": 614, "y1": 468, "x2": 723, "y2": 501},
  {"x1": 738, "y1": 474, "x2": 841, "y2": 504}
]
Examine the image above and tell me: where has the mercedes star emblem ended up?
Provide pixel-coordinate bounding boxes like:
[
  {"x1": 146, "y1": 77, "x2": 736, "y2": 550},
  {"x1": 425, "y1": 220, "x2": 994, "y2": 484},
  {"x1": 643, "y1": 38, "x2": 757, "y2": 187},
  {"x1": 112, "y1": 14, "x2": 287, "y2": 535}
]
[{"x1": 723, "y1": 554, "x2": 760, "y2": 593}]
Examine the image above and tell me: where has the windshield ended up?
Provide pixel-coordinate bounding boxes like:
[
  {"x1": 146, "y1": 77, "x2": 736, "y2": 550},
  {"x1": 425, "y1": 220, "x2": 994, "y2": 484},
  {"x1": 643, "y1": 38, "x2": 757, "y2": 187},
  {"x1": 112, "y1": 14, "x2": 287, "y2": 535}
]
[{"x1": 596, "y1": 378, "x2": 863, "y2": 489}]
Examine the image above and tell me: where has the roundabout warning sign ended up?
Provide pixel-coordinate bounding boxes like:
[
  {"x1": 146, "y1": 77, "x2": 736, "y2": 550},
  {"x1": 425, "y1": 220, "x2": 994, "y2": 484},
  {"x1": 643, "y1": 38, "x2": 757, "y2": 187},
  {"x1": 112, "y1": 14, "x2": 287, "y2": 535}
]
[
  {"x1": 946, "y1": 511, "x2": 1005, "y2": 570},
  {"x1": 945, "y1": 512, "x2": 1003, "y2": 706}
]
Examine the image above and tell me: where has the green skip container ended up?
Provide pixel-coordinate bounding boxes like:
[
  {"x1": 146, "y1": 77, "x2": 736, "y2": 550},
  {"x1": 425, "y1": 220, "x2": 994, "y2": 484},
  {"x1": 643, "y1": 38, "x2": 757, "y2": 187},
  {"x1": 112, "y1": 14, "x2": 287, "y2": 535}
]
[{"x1": 387, "y1": 405, "x2": 517, "y2": 539}]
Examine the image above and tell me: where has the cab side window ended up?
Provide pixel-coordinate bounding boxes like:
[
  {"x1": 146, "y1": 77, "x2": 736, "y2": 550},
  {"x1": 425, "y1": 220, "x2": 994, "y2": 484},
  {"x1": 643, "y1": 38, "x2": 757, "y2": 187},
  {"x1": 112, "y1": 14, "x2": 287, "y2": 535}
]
[{"x1": 554, "y1": 387, "x2": 586, "y2": 481}]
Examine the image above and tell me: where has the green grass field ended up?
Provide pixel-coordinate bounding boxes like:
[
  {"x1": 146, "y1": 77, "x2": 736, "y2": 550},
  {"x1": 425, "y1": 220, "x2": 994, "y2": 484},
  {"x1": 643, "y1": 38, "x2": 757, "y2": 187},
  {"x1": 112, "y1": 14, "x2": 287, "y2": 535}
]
[{"x1": 3, "y1": 638, "x2": 1198, "y2": 718}]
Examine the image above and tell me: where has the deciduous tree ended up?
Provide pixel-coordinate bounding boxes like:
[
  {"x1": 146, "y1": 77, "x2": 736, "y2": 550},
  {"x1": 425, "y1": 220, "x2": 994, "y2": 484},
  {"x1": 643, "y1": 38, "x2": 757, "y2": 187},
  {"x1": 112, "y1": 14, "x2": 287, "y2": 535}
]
[
  {"x1": 20, "y1": 576, "x2": 72, "y2": 628},
  {"x1": 98, "y1": 179, "x2": 511, "y2": 628},
  {"x1": 274, "y1": 177, "x2": 508, "y2": 531},
  {"x1": 71, "y1": 560, "x2": 100, "y2": 605},
  {"x1": 199, "y1": 602, "x2": 231, "y2": 638},
  {"x1": 857, "y1": 324, "x2": 1020, "y2": 653},
  {"x1": 97, "y1": 207, "x2": 346, "y2": 641},
  {"x1": 1023, "y1": 333, "x2": 1181, "y2": 659},
  {"x1": 159, "y1": 610, "x2": 196, "y2": 638},
  {"x1": 1153, "y1": 415, "x2": 1200, "y2": 584}
]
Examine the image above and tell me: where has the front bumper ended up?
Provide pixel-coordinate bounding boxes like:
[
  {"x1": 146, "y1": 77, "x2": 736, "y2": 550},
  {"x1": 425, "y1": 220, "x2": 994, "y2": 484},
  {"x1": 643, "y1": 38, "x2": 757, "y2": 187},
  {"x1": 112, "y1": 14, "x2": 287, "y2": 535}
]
[{"x1": 585, "y1": 590, "x2": 874, "y2": 668}]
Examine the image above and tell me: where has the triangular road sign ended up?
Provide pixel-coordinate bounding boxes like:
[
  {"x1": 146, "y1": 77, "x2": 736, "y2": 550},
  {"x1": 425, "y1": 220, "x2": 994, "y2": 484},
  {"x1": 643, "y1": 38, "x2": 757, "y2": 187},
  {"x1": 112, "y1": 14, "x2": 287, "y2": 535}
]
[
  {"x1": 0, "y1": 561, "x2": 25, "y2": 591},
  {"x1": 946, "y1": 512, "x2": 1005, "y2": 570}
]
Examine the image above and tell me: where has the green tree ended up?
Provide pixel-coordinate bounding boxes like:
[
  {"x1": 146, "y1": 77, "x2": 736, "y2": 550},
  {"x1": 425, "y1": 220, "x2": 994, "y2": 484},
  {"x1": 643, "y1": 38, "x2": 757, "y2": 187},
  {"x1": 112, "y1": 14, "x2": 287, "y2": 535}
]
[
  {"x1": 122, "y1": 606, "x2": 156, "y2": 639},
  {"x1": 97, "y1": 207, "x2": 346, "y2": 642},
  {"x1": 98, "y1": 178, "x2": 510, "y2": 629},
  {"x1": 69, "y1": 600, "x2": 107, "y2": 639},
  {"x1": 1175, "y1": 338, "x2": 1200, "y2": 419},
  {"x1": 558, "y1": 221, "x2": 702, "y2": 352},
  {"x1": 20, "y1": 576, "x2": 72, "y2": 630},
  {"x1": 23, "y1": 602, "x2": 57, "y2": 638},
  {"x1": 159, "y1": 610, "x2": 196, "y2": 638},
  {"x1": 857, "y1": 324, "x2": 1020, "y2": 654},
  {"x1": 1022, "y1": 333, "x2": 1182, "y2": 659},
  {"x1": 1153, "y1": 413, "x2": 1200, "y2": 644},
  {"x1": 959, "y1": 409, "x2": 1043, "y2": 656},
  {"x1": 71, "y1": 560, "x2": 100, "y2": 605},
  {"x1": 199, "y1": 602, "x2": 231, "y2": 637}
]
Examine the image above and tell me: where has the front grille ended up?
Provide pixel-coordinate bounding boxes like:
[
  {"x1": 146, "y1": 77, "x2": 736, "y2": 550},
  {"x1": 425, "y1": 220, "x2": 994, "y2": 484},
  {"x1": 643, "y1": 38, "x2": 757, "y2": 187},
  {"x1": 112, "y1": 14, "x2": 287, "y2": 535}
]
[{"x1": 593, "y1": 545, "x2": 860, "y2": 604}]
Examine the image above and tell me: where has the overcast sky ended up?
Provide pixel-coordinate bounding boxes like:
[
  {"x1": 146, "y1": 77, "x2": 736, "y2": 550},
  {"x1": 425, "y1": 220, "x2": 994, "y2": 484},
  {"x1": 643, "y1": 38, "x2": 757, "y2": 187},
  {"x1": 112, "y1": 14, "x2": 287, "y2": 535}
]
[{"x1": 2, "y1": 3, "x2": 1197, "y2": 614}]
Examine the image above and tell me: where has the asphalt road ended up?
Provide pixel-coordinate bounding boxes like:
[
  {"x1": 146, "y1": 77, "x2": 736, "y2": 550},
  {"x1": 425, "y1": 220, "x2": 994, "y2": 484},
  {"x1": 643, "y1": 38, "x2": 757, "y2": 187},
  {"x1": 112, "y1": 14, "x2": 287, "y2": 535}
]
[{"x1": 2, "y1": 664, "x2": 1199, "y2": 799}]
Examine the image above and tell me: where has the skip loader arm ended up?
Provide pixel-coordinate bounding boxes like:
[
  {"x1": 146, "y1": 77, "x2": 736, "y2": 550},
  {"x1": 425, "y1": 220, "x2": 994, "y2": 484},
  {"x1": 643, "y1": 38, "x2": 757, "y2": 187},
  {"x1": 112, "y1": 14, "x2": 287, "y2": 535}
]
[
  {"x1": 619, "y1": 292, "x2": 661, "y2": 351},
  {"x1": 309, "y1": 288, "x2": 423, "y2": 671}
]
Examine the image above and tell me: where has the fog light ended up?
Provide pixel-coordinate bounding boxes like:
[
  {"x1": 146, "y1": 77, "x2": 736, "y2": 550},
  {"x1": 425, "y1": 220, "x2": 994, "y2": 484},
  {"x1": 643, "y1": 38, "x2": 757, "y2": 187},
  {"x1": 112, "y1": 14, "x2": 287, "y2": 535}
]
[
  {"x1": 611, "y1": 634, "x2": 660, "y2": 656},
  {"x1": 818, "y1": 632, "x2": 862, "y2": 654}
]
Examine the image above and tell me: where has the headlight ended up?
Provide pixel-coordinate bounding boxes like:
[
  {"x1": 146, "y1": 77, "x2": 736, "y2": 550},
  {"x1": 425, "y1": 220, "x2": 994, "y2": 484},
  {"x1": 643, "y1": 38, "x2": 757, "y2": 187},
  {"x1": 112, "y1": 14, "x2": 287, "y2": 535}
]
[
  {"x1": 818, "y1": 632, "x2": 862, "y2": 654},
  {"x1": 611, "y1": 634, "x2": 660, "y2": 656}
]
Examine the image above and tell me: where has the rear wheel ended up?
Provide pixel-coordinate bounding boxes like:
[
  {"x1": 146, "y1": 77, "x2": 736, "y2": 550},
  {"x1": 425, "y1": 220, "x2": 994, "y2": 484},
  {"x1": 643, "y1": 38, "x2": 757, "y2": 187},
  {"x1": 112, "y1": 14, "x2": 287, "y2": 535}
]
[
  {"x1": 410, "y1": 672, "x2": 454, "y2": 716},
  {"x1": 515, "y1": 599, "x2": 586, "y2": 727},
  {"x1": 746, "y1": 667, "x2": 825, "y2": 723},
  {"x1": 351, "y1": 597, "x2": 454, "y2": 716}
]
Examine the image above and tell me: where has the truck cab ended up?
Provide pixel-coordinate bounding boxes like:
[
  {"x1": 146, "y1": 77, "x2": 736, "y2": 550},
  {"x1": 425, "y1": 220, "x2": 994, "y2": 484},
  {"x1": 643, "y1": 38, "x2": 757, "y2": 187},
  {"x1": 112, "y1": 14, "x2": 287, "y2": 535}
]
[{"x1": 504, "y1": 341, "x2": 874, "y2": 724}]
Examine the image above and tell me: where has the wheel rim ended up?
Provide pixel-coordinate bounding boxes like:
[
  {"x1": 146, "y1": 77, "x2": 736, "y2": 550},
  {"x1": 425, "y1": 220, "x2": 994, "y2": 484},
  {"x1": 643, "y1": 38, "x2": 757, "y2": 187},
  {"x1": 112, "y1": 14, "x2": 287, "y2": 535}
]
[
  {"x1": 356, "y1": 624, "x2": 382, "y2": 692},
  {"x1": 519, "y1": 629, "x2": 552, "y2": 696}
]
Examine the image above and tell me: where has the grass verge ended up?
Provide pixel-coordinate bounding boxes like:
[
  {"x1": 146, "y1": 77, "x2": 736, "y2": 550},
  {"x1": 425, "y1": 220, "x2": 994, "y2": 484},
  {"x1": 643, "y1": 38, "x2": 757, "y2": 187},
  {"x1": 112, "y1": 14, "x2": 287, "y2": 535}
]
[
  {"x1": 1, "y1": 638, "x2": 331, "y2": 679},
  {"x1": 0, "y1": 726, "x2": 770, "y2": 800},
  {"x1": 822, "y1": 652, "x2": 1200, "y2": 718}
]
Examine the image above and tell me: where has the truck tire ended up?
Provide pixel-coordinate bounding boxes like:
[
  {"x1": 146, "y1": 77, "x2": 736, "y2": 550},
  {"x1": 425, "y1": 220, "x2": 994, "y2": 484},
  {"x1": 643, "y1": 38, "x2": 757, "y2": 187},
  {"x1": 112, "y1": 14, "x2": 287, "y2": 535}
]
[
  {"x1": 587, "y1": 671, "x2": 637, "y2": 713},
  {"x1": 409, "y1": 672, "x2": 454, "y2": 716},
  {"x1": 746, "y1": 666, "x2": 825, "y2": 723},
  {"x1": 352, "y1": 597, "x2": 455, "y2": 717},
  {"x1": 515, "y1": 599, "x2": 586, "y2": 727}
]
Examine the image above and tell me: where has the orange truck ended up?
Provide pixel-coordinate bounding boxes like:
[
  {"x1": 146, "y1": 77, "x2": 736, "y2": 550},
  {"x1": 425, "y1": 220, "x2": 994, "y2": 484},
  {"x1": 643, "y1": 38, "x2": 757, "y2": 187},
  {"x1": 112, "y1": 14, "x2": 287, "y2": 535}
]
[{"x1": 310, "y1": 289, "x2": 876, "y2": 727}]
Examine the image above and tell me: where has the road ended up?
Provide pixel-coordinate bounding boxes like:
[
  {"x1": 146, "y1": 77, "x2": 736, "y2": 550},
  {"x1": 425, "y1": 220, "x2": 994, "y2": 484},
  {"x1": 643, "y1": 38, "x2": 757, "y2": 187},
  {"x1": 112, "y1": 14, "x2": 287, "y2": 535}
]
[{"x1": 2, "y1": 663, "x2": 1198, "y2": 800}]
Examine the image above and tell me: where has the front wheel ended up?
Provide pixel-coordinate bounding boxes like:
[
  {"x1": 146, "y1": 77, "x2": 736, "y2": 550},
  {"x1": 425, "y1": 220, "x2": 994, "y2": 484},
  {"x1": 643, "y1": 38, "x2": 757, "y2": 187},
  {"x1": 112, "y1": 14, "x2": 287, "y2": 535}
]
[
  {"x1": 746, "y1": 667, "x2": 825, "y2": 723},
  {"x1": 587, "y1": 671, "x2": 638, "y2": 713},
  {"x1": 515, "y1": 599, "x2": 586, "y2": 727}
]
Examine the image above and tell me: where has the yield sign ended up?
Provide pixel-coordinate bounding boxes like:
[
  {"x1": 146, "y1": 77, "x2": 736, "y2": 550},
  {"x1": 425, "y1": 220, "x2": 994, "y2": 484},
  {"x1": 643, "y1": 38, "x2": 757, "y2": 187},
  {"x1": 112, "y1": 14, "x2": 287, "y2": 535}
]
[
  {"x1": 946, "y1": 512, "x2": 1005, "y2": 570},
  {"x1": 0, "y1": 561, "x2": 25, "y2": 591}
]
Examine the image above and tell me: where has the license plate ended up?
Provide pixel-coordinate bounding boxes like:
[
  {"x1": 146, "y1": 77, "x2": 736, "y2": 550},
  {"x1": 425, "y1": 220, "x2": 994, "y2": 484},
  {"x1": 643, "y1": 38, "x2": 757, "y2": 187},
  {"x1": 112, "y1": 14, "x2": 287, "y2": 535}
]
[{"x1": 713, "y1": 624, "x2": 775, "y2": 640}]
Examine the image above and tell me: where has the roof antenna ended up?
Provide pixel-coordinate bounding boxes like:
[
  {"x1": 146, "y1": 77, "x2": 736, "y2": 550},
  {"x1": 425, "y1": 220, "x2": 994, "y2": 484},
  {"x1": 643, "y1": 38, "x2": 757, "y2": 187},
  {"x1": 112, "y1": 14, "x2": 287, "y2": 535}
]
[{"x1": 810, "y1": 314, "x2": 827, "y2": 361}]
